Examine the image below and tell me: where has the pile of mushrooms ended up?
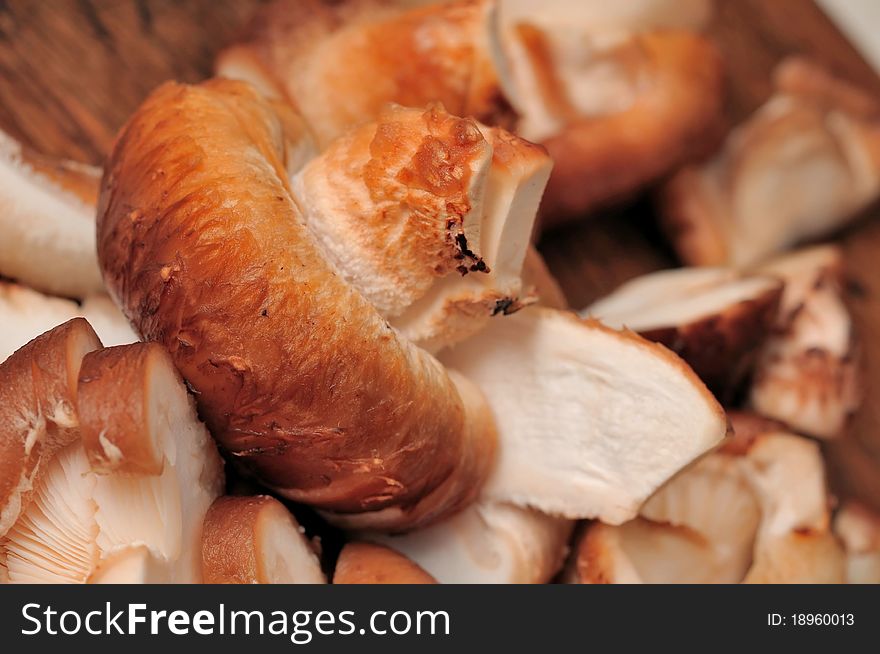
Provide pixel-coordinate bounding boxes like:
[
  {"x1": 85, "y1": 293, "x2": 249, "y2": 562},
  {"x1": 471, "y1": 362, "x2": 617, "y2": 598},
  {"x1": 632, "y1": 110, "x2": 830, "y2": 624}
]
[{"x1": 1, "y1": 0, "x2": 879, "y2": 584}]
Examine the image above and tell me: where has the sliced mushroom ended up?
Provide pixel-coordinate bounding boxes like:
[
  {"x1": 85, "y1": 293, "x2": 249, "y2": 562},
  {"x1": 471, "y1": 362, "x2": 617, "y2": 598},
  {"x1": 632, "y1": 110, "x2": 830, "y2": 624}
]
[
  {"x1": 834, "y1": 501, "x2": 880, "y2": 584},
  {"x1": 1, "y1": 282, "x2": 137, "y2": 363},
  {"x1": 749, "y1": 246, "x2": 861, "y2": 439},
  {"x1": 571, "y1": 418, "x2": 843, "y2": 583},
  {"x1": 2, "y1": 341, "x2": 224, "y2": 583},
  {"x1": 373, "y1": 500, "x2": 571, "y2": 584},
  {"x1": 0, "y1": 129, "x2": 104, "y2": 297},
  {"x1": 292, "y1": 104, "x2": 551, "y2": 351},
  {"x1": 659, "y1": 58, "x2": 880, "y2": 267},
  {"x1": 583, "y1": 267, "x2": 783, "y2": 397},
  {"x1": 0, "y1": 318, "x2": 101, "y2": 538},
  {"x1": 503, "y1": 25, "x2": 724, "y2": 224},
  {"x1": 334, "y1": 542, "x2": 437, "y2": 584},
  {"x1": 202, "y1": 495, "x2": 325, "y2": 584},
  {"x1": 439, "y1": 307, "x2": 728, "y2": 523}
]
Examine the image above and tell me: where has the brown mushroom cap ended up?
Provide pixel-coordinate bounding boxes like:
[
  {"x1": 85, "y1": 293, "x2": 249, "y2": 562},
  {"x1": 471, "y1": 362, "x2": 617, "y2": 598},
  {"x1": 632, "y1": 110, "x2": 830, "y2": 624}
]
[
  {"x1": 202, "y1": 495, "x2": 325, "y2": 584},
  {"x1": 334, "y1": 542, "x2": 436, "y2": 584},
  {"x1": 0, "y1": 318, "x2": 101, "y2": 538}
]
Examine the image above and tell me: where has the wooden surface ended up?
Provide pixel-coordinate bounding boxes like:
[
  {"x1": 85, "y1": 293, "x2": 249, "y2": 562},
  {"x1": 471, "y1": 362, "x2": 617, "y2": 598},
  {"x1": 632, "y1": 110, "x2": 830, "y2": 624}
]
[{"x1": 0, "y1": 0, "x2": 878, "y2": 506}]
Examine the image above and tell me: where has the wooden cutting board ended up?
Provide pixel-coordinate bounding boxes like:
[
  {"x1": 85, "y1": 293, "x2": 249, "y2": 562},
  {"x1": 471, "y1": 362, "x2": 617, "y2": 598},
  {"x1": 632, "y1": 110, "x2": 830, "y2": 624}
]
[{"x1": 1, "y1": 0, "x2": 878, "y2": 507}]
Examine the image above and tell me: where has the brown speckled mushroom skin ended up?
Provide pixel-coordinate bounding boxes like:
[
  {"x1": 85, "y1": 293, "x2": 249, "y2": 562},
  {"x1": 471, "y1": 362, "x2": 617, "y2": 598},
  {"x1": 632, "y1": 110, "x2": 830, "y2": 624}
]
[
  {"x1": 638, "y1": 283, "x2": 783, "y2": 400},
  {"x1": 0, "y1": 318, "x2": 101, "y2": 538},
  {"x1": 334, "y1": 542, "x2": 437, "y2": 585},
  {"x1": 96, "y1": 79, "x2": 496, "y2": 532}
]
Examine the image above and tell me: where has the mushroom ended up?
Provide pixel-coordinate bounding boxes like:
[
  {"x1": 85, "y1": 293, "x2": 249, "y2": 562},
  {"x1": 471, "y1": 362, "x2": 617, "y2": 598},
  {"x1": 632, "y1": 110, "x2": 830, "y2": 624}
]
[
  {"x1": 500, "y1": 19, "x2": 724, "y2": 224},
  {"x1": 659, "y1": 58, "x2": 880, "y2": 267},
  {"x1": 748, "y1": 245, "x2": 861, "y2": 439},
  {"x1": 1, "y1": 282, "x2": 137, "y2": 363},
  {"x1": 833, "y1": 501, "x2": 880, "y2": 584},
  {"x1": 0, "y1": 129, "x2": 104, "y2": 297},
  {"x1": 0, "y1": 318, "x2": 101, "y2": 538},
  {"x1": 201, "y1": 495, "x2": 326, "y2": 584},
  {"x1": 292, "y1": 104, "x2": 552, "y2": 351},
  {"x1": 439, "y1": 307, "x2": 728, "y2": 523},
  {"x1": 334, "y1": 542, "x2": 437, "y2": 584},
  {"x1": 571, "y1": 419, "x2": 844, "y2": 583},
  {"x1": 1, "y1": 339, "x2": 224, "y2": 583},
  {"x1": 98, "y1": 79, "x2": 500, "y2": 532},
  {"x1": 372, "y1": 500, "x2": 571, "y2": 584},
  {"x1": 583, "y1": 267, "x2": 783, "y2": 397}
]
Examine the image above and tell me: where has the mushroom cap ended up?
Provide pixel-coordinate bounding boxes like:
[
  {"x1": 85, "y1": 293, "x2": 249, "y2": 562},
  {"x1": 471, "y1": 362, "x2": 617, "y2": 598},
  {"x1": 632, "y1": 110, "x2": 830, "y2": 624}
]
[
  {"x1": 440, "y1": 307, "x2": 728, "y2": 523},
  {"x1": 0, "y1": 129, "x2": 104, "y2": 297},
  {"x1": 202, "y1": 495, "x2": 325, "y2": 584},
  {"x1": 0, "y1": 318, "x2": 101, "y2": 538},
  {"x1": 585, "y1": 267, "x2": 783, "y2": 397},
  {"x1": 334, "y1": 542, "x2": 436, "y2": 584}
]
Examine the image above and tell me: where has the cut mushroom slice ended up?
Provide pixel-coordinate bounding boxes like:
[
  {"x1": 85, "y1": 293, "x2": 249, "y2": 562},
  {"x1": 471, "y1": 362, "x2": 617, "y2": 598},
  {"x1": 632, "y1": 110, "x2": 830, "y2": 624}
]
[
  {"x1": 292, "y1": 104, "x2": 551, "y2": 351},
  {"x1": 834, "y1": 502, "x2": 880, "y2": 584},
  {"x1": 0, "y1": 129, "x2": 104, "y2": 297},
  {"x1": 583, "y1": 267, "x2": 783, "y2": 397},
  {"x1": 572, "y1": 427, "x2": 843, "y2": 583},
  {"x1": 659, "y1": 58, "x2": 880, "y2": 267},
  {"x1": 439, "y1": 307, "x2": 728, "y2": 523},
  {"x1": 1, "y1": 282, "x2": 137, "y2": 363},
  {"x1": 506, "y1": 27, "x2": 724, "y2": 224},
  {"x1": 0, "y1": 318, "x2": 101, "y2": 538},
  {"x1": 334, "y1": 542, "x2": 437, "y2": 584},
  {"x1": 749, "y1": 246, "x2": 861, "y2": 440},
  {"x1": 372, "y1": 500, "x2": 571, "y2": 584},
  {"x1": 202, "y1": 496, "x2": 325, "y2": 584},
  {"x1": 2, "y1": 341, "x2": 224, "y2": 583}
]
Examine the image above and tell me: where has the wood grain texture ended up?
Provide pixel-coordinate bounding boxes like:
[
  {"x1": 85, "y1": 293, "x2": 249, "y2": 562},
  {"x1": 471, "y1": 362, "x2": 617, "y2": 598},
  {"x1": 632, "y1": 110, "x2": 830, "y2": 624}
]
[{"x1": 0, "y1": 0, "x2": 877, "y2": 506}]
